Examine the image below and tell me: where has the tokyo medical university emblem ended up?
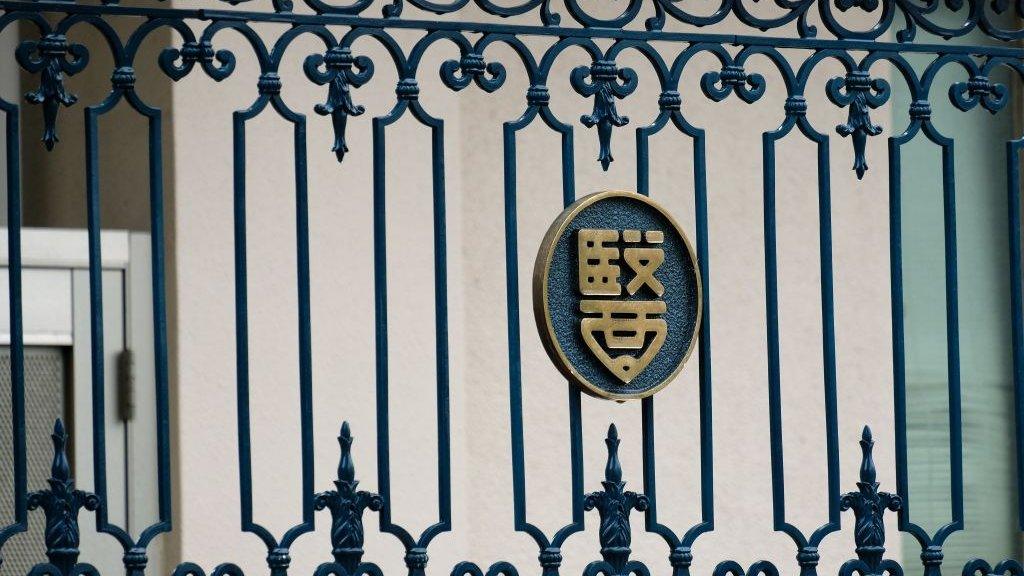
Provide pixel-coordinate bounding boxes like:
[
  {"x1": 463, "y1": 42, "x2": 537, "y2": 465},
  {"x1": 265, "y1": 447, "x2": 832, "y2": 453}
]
[{"x1": 534, "y1": 191, "x2": 702, "y2": 401}]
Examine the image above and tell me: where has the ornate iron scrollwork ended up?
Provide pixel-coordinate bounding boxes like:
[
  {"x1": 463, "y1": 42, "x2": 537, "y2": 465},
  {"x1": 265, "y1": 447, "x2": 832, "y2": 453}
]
[
  {"x1": 314, "y1": 422, "x2": 384, "y2": 575},
  {"x1": 963, "y1": 559, "x2": 1024, "y2": 576},
  {"x1": 949, "y1": 76, "x2": 1009, "y2": 114},
  {"x1": 440, "y1": 51, "x2": 506, "y2": 93},
  {"x1": 452, "y1": 561, "x2": 520, "y2": 576},
  {"x1": 27, "y1": 420, "x2": 100, "y2": 576},
  {"x1": 701, "y1": 65, "x2": 766, "y2": 104},
  {"x1": 583, "y1": 424, "x2": 649, "y2": 576},
  {"x1": 713, "y1": 561, "x2": 780, "y2": 576},
  {"x1": 571, "y1": 61, "x2": 638, "y2": 171},
  {"x1": 838, "y1": 426, "x2": 903, "y2": 576},
  {"x1": 16, "y1": 34, "x2": 88, "y2": 150}
]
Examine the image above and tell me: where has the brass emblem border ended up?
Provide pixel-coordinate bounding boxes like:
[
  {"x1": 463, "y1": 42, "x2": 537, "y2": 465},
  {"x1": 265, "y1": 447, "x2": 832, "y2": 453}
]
[{"x1": 532, "y1": 190, "x2": 704, "y2": 401}]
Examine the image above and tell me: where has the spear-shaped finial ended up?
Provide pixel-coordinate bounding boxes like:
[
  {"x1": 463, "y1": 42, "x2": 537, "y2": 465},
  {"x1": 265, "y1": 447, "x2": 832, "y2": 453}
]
[
  {"x1": 338, "y1": 421, "x2": 355, "y2": 484},
  {"x1": 858, "y1": 425, "x2": 876, "y2": 486},
  {"x1": 50, "y1": 418, "x2": 71, "y2": 484},
  {"x1": 604, "y1": 424, "x2": 622, "y2": 484}
]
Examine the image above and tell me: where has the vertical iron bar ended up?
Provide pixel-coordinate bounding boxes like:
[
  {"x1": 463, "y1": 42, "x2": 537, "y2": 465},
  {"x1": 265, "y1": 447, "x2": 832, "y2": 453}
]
[
  {"x1": 0, "y1": 94, "x2": 26, "y2": 555},
  {"x1": 938, "y1": 135, "x2": 964, "y2": 535},
  {"x1": 1008, "y1": 140, "x2": 1024, "y2": 531},
  {"x1": 85, "y1": 104, "x2": 110, "y2": 529},
  {"x1": 294, "y1": 114, "x2": 315, "y2": 532},
  {"x1": 232, "y1": 108, "x2": 257, "y2": 535},
  {"x1": 430, "y1": 112, "x2": 452, "y2": 535},
  {"x1": 147, "y1": 106, "x2": 173, "y2": 529},
  {"x1": 889, "y1": 135, "x2": 911, "y2": 530}
]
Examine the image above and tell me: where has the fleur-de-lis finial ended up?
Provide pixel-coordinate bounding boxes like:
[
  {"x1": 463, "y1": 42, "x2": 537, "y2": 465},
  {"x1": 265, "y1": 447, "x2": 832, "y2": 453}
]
[
  {"x1": 826, "y1": 71, "x2": 890, "y2": 180},
  {"x1": 15, "y1": 34, "x2": 89, "y2": 151},
  {"x1": 27, "y1": 419, "x2": 100, "y2": 576},
  {"x1": 314, "y1": 422, "x2": 384, "y2": 576},
  {"x1": 304, "y1": 46, "x2": 373, "y2": 163},
  {"x1": 571, "y1": 60, "x2": 638, "y2": 171}
]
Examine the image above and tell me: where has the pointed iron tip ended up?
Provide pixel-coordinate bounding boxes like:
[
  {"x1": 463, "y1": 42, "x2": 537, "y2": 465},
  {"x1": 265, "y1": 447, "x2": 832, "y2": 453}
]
[
  {"x1": 861, "y1": 425, "x2": 872, "y2": 441},
  {"x1": 340, "y1": 421, "x2": 351, "y2": 439},
  {"x1": 607, "y1": 423, "x2": 618, "y2": 439},
  {"x1": 53, "y1": 418, "x2": 65, "y2": 436}
]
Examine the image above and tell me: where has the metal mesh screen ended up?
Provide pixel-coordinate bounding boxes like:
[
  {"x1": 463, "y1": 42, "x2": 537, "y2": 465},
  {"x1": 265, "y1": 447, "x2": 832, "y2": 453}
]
[{"x1": 0, "y1": 346, "x2": 66, "y2": 576}]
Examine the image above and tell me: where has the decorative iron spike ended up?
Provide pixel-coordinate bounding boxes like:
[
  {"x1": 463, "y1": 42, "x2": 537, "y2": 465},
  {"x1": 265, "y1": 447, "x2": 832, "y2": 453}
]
[
  {"x1": 27, "y1": 419, "x2": 100, "y2": 576},
  {"x1": 838, "y1": 425, "x2": 902, "y2": 576},
  {"x1": 858, "y1": 425, "x2": 876, "y2": 486},
  {"x1": 604, "y1": 424, "x2": 622, "y2": 484},
  {"x1": 314, "y1": 422, "x2": 383, "y2": 575},
  {"x1": 583, "y1": 425, "x2": 649, "y2": 576},
  {"x1": 338, "y1": 421, "x2": 355, "y2": 484}
]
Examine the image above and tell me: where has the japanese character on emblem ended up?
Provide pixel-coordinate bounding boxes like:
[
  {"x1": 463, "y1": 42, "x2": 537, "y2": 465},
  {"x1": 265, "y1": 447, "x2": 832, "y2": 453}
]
[{"x1": 577, "y1": 228, "x2": 667, "y2": 382}]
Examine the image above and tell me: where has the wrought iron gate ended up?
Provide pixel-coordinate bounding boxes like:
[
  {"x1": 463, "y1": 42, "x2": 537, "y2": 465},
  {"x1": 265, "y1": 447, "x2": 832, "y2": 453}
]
[{"x1": 0, "y1": 0, "x2": 1021, "y2": 575}]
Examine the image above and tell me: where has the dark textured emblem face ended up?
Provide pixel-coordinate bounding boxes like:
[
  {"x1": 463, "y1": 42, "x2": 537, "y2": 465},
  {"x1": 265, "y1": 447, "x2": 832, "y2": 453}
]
[{"x1": 533, "y1": 190, "x2": 702, "y2": 401}]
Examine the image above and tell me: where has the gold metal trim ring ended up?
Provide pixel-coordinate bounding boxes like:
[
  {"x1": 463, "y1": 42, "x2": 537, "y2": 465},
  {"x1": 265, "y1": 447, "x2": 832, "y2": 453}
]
[{"x1": 532, "y1": 190, "x2": 703, "y2": 401}]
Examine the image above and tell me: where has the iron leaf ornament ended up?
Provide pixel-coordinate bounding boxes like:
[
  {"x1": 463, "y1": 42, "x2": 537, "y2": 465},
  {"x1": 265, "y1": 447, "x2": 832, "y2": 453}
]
[
  {"x1": 314, "y1": 422, "x2": 384, "y2": 575},
  {"x1": 571, "y1": 61, "x2": 638, "y2": 171},
  {"x1": 305, "y1": 47, "x2": 374, "y2": 163},
  {"x1": 827, "y1": 71, "x2": 890, "y2": 180},
  {"x1": 583, "y1": 425, "x2": 649, "y2": 576},
  {"x1": 16, "y1": 34, "x2": 89, "y2": 151},
  {"x1": 27, "y1": 420, "x2": 101, "y2": 576},
  {"x1": 838, "y1": 426, "x2": 903, "y2": 576}
]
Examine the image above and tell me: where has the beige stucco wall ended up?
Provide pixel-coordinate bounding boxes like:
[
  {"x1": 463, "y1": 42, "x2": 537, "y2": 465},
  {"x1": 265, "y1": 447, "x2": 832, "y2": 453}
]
[{"x1": 165, "y1": 12, "x2": 902, "y2": 576}]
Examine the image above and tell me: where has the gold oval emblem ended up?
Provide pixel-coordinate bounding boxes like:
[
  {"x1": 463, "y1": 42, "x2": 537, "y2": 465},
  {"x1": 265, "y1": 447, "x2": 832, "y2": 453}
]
[{"x1": 533, "y1": 190, "x2": 702, "y2": 401}]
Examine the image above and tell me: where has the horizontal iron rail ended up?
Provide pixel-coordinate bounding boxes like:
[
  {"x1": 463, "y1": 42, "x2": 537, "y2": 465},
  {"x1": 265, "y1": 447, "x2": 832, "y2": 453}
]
[{"x1": 3, "y1": 0, "x2": 1024, "y2": 58}]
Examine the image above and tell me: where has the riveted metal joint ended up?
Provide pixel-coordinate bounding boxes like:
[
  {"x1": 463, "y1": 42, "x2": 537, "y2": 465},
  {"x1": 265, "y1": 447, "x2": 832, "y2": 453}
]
[
  {"x1": 659, "y1": 90, "x2": 681, "y2": 111},
  {"x1": 181, "y1": 40, "x2": 215, "y2": 64},
  {"x1": 539, "y1": 548, "x2": 562, "y2": 568},
  {"x1": 844, "y1": 70, "x2": 873, "y2": 92},
  {"x1": 921, "y1": 547, "x2": 943, "y2": 567},
  {"x1": 258, "y1": 72, "x2": 282, "y2": 95},
  {"x1": 785, "y1": 96, "x2": 807, "y2": 116},
  {"x1": 527, "y1": 85, "x2": 550, "y2": 106},
  {"x1": 324, "y1": 46, "x2": 355, "y2": 70},
  {"x1": 396, "y1": 78, "x2": 419, "y2": 100},
  {"x1": 112, "y1": 66, "x2": 135, "y2": 91},
  {"x1": 37, "y1": 34, "x2": 69, "y2": 57},
  {"x1": 460, "y1": 52, "x2": 486, "y2": 76},
  {"x1": 720, "y1": 65, "x2": 747, "y2": 87},
  {"x1": 590, "y1": 60, "x2": 619, "y2": 81},
  {"x1": 669, "y1": 547, "x2": 692, "y2": 567},
  {"x1": 123, "y1": 547, "x2": 148, "y2": 576},
  {"x1": 910, "y1": 100, "x2": 932, "y2": 120},
  {"x1": 267, "y1": 548, "x2": 291, "y2": 571}
]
